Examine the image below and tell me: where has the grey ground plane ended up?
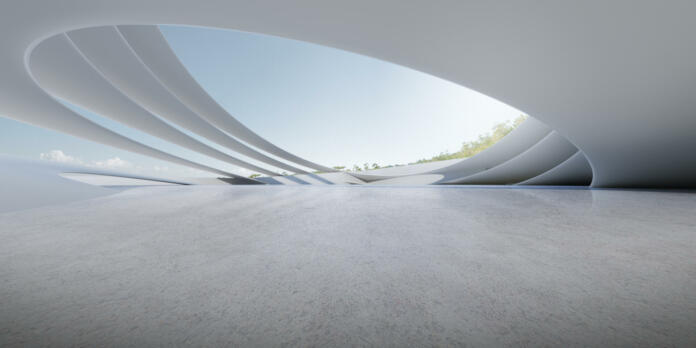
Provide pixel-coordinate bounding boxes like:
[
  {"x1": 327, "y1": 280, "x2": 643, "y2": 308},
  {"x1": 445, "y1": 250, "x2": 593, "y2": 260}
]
[{"x1": 1, "y1": 1, "x2": 695, "y2": 347}]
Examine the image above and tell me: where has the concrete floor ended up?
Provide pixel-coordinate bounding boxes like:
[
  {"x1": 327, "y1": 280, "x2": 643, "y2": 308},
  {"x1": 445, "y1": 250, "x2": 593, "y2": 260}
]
[{"x1": 1, "y1": 186, "x2": 695, "y2": 347}]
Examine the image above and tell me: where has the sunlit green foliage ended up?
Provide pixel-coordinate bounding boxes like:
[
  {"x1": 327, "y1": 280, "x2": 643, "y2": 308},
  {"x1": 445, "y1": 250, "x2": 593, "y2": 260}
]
[
  {"x1": 414, "y1": 115, "x2": 527, "y2": 164},
  {"x1": 330, "y1": 115, "x2": 528, "y2": 172}
]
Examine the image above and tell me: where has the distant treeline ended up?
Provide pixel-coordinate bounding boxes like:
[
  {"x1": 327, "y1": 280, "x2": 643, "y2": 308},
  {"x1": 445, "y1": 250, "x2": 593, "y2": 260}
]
[
  {"x1": 250, "y1": 115, "x2": 528, "y2": 177},
  {"x1": 413, "y1": 114, "x2": 527, "y2": 164},
  {"x1": 346, "y1": 115, "x2": 527, "y2": 171}
]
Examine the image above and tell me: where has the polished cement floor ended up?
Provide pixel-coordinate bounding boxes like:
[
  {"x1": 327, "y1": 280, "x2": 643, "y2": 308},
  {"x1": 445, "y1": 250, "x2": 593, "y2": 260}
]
[{"x1": 1, "y1": 186, "x2": 695, "y2": 347}]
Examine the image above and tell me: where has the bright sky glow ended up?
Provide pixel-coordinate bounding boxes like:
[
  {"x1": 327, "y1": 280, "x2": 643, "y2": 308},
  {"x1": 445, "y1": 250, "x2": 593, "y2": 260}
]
[{"x1": 0, "y1": 25, "x2": 524, "y2": 178}]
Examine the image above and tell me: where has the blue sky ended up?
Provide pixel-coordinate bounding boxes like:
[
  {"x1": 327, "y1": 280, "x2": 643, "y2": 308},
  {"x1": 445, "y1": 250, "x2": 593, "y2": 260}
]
[{"x1": 0, "y1": 25, "x2": 523, "y2": 178}]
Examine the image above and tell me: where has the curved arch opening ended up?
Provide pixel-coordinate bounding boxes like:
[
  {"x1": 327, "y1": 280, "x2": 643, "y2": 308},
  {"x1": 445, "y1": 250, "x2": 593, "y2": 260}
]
[{"x1": 9, "y1": 23, "x2": 589, "y2": 186}]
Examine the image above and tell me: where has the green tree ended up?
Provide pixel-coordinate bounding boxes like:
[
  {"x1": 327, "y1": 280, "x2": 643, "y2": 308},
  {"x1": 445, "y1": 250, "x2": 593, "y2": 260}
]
[
  {"x1": 318, "y1": 116, "x2": 526, "y2": 171},
  {"x1": 415, "y1": 115, "x2": 527, "y2": 164}
]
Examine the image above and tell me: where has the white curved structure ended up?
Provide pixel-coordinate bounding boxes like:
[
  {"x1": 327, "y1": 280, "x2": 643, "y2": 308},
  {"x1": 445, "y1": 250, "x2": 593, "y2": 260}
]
[
  {"x1": 68, "y1": 26, "x2": 310, "y2": 175},
  {"x1": 446, "y1": 131, "x2": 579, "y2": 185},
  {"x1": 31, "y1": 34, "x2": 281, "y2": 177},
  {"x1": 352, "y1": 117, "x2": 588, "y2": 186},
  {"x1": 1, "y1": 1, "x2": 695, "y2": 188},
  {"x1": 119, "y1": 25, "x2": 337, "y2": 174},
  {"x1": 3, "y1": 4, "x2": 696, "y2": 347},
  {"x1": 29, "y1": 28, "x2": 337, "y2": 178},
  {"x1": 432, "y1": 118, "x2": 555, "y2": 182},
  {"x1": 520, "y1": 151, "x2": 593, "y2": 186},
  {"x1": 25, "y1": 24, "x2": 583, "y2": 187}
]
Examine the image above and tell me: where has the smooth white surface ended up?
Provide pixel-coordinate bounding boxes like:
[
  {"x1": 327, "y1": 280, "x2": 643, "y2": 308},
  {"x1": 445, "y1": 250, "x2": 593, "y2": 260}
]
[
  {"x1": 3, "y1": 1, "x2": 694, "y2": 187},
  {"x1": 60, "y1": 173, "x2": 179, "y2": 187},
  {"x1": 31, "y1": 34, "x2": 278, "y2": 177},
  {"x1": 432, "y1": 118, "x2": 554, "y2": 182},
  {"x1": 368, "y1": 174, "x2": 445, "y2": 186},
  {"x1": 449, "y1": 131, "x2": 578, "y2": 185},
  {"x1": 119, "y1": 25, "x2": 336, "y2": 173},
  {"x1": 350, "y1": 159, "x2": 462, "y2": 182},
  {"x1": 68, "y1": 26, "x2": 309, "y2": 175},
  {"x1": 520, "y1": 151, "x2": 593, "y2": 186},
  {"x1": 349, "y1": 118, "x2": 571, "y2": 185}
]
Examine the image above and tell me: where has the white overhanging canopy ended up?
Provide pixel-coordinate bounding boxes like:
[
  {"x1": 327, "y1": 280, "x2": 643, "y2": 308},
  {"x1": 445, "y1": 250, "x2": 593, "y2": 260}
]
[{"x1": 2, "y1": 1, "x2": 695, "y2": 188}]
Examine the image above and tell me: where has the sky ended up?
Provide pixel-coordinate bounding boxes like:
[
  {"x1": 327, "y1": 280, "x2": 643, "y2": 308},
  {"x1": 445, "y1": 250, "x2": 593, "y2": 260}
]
[{"x1": 0, "y1": 25, "x2": 524, "y2": 179}]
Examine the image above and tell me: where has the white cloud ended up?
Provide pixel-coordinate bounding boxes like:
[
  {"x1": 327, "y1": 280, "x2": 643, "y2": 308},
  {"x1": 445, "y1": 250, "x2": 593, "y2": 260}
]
[
  {"x1": 236, "y1": 167, "x2": 254, "y2": 177},
  {"x1": 40, "y1": 150, "x2": 133, "y2": 170},
  {"x1": 38, "y1": 150, "x2": 246, "y2": 178},
  {"x1": 93, "y1": 157, "x2": 132, "y2": 169},
  {"x1": 39, "y1": 150, "x2": 83, "y2": 165}
]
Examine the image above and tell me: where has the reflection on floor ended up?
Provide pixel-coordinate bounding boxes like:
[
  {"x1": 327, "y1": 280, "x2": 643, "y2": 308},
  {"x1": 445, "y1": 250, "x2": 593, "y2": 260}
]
[{"x1": 1, "y1": 186, "x2": 695, "y2": 346}]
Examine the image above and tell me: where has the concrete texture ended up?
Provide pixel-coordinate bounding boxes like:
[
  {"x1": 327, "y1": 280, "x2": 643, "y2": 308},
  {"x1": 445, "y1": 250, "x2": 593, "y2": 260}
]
[{"x1": 1, "y1": 186, "x2": 695, "y2": 347}]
